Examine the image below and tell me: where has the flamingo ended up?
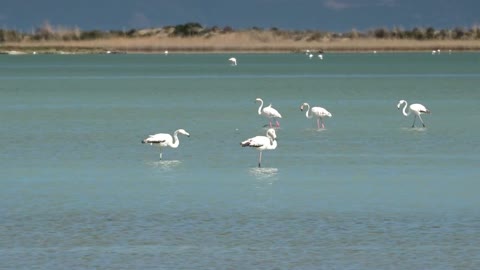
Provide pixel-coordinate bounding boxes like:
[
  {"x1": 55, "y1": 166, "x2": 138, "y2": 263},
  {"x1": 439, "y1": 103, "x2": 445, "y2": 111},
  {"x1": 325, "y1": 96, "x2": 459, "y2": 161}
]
[
  {"x1": 397, "y1": 100, "x2": 431, "y2": 128},
  {"x1": 241, "y1": 128, "x2": 278, "y2": 168},
  {"x1": 142, "y1": 129, "x2": 190, "y2": 159},
  {"x1": 228, "y1": 57, "x2": 237, "y2": 66},
  {"x1": 256, "y1": 98, "x2": 282, "y2": 128},
  {"x1": 300, "y1": 102, "x2": 332, "y2": 129}
]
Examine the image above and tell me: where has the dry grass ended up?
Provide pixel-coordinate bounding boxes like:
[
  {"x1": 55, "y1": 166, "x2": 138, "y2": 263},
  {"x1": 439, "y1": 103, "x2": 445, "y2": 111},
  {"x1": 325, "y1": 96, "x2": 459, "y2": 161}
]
[{"x1": 3, "y1": 30, "x2": 480, "y2": 53}]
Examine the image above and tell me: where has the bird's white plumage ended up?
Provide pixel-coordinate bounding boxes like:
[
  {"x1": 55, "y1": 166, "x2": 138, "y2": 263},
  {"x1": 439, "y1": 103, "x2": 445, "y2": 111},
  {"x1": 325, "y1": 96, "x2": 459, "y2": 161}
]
[
  {"x1": 229, "y1": 57, "x2": 237, "y2": 66},
  {"x1": 142, "y1": 129, "x2": 190, "y2": 159},
  {"x1": 300, "y1": 102, "x2": 332, "y2": 129},
  {"x1": 262, "y1": 104, "x2": 282, "y2": 118},
  {"x1": 241, "y1": 128, "x2": 277, "y2": 150},
  {"x1": 241, "y1": 128, "x2": 278, "y2": 167},
  {"x1": 144, "y1": 133, "x2": 171, "y2": 146},
  {"x1": 256, "y1": 98, "x2": 282, "y2": 127},
  {"x1": 397, "y1": 100, "x2": 431, "y2": 127}
]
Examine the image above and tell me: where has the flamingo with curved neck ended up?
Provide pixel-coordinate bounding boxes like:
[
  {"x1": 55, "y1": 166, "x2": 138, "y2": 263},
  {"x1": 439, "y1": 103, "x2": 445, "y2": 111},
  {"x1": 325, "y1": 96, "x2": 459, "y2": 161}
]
[
  {"x1": 241, "y1": 128, "x2": 278, "y2": 167},
  {"x1": 397, "y1": 100, "x2": 431, "y2": 128},
  {"x1": 256, "y1": 98, "x2": 282, "y2": 128},
  {"x1": 300, "y1": 102, "x2": 332, "y2": 129},
  {"x1": 142, "y1": 129, "x2": 190, "y2": 159}
]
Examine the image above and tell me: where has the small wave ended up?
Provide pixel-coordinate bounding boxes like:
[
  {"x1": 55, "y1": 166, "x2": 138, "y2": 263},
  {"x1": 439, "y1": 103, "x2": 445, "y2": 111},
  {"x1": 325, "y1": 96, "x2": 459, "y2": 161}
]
[
  {"x1": 400, "y1": 127, "x2": 428, "y2": 133},
  {"x1": 249, "y1": 167, "x2": 279, "y2": 180},
  {"x1": 147, "y1": 160, "x2": 182, "y2": 171}
]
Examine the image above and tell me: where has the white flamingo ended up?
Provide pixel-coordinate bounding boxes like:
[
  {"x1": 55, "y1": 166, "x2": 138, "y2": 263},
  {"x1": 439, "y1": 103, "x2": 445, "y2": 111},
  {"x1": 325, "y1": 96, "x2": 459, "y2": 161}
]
[
  {"x1": 142, "y1": 129, "x2": 190, "y2": 159},
  {"x1": 228, "y1": 57, "x2": 237, "y2": 66},
  {"x1": 241, "y1": 128, "x2": 278, "y2": 168},
  {"x1": 300, "y1": 102, "x2": 332, "y2": 129},
  {"x1": 256, "y1": 98, "x2": 282, "y2": 128},
  {"x1": 397, "y1": 100, "x2": 431, "y2": 128}
]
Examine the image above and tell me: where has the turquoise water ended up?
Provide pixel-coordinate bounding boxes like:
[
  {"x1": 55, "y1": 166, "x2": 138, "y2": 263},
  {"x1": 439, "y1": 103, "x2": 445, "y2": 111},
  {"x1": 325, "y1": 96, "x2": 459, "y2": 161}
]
[{"x1": 1, "y1": 53, "x2": 480, "y2": 269}]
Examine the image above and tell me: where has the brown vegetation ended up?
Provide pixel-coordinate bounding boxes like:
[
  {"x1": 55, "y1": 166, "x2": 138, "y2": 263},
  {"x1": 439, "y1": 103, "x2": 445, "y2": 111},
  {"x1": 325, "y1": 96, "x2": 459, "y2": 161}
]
[{"x1": 2, "y1": 22, "x2": 480, "y2": 53}]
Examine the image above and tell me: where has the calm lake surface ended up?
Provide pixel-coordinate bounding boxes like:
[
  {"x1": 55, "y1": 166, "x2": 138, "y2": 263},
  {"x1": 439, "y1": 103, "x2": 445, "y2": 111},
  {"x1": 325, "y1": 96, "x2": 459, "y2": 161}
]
[{"x1": 1, "y1": 52, "x2": 479, "y2": 269}]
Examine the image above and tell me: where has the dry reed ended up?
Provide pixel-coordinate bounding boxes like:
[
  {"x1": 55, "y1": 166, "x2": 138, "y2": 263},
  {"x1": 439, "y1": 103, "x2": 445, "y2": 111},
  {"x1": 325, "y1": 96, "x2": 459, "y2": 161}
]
[{"x1": 3, "y1": 31, "x2": 480, "y2": 53}]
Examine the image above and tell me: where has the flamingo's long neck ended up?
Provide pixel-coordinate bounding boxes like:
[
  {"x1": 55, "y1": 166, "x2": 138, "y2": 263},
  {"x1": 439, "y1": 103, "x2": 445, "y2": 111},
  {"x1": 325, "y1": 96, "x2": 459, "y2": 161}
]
[
  {"x1": 257, "y1": 99, "x2": 264, "y2": 115},
  {"x1": 401, "y1": 101, "x2": 410, "y2": 116},
  {"x1": 267, "y1": 131, "x2": 277, "y2": 148},
  {"x1": 269, "y1": 136, "x2": 277, "y2": 149},
  {"x1": 170, "y1": 131, "x2": 180, "y2": 148},
  {"x1": 304, "y1": 104, "x2": 313, "y2": 119}
]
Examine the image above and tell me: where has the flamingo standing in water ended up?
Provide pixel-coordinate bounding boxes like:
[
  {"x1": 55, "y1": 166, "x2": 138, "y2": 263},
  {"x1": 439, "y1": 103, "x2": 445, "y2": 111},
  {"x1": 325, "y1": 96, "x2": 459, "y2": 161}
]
[
  {"x1": 256, "y1": 98, "x2": 282, "y2": 127},
  {"x1": 228, "y1": 57, "x2": 237, "y2": 66},
  {"x1": 397, "y1": 100, "x2": 431, "y2": 128},
  {"x1": 241, "y1": 128, "x2": 278, "y2": 168},
  {"x1": 300, "y1": 102, "x2": 332, "y2": 129},
  {"x1": 142, "y1": 129, "x2": 190, "y2": 159}
]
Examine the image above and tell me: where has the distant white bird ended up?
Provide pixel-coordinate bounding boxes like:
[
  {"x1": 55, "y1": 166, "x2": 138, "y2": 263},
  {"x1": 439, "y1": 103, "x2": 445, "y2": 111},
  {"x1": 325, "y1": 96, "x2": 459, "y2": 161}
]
[
  {"x1": 229, "y1": 57, "x2": 237, "y2": 66},
  {"x1": 142, "y1": 129, "x2": 190, "y2": 159},
  {"x1": 256, "y1": 98, "x2": 282, "y2": 128},
  {"x1": 164, "y1": 50, "x2": 169, "y2": 55},
  {"x1": 241, "y1": 128, "x2": 278, "y2": 168},
  {"x1": 300, "y1": 102, "x2": 332, "y2": 129},
  {"x1": 308, "y1": 53, "x2": 313, "y2": 59},
  {"x1": 397, "y1": 100, "x2": 431, "y2": 128},
  {"x1": 318, "y1": 54, "x2": 323, "y2": 60}
]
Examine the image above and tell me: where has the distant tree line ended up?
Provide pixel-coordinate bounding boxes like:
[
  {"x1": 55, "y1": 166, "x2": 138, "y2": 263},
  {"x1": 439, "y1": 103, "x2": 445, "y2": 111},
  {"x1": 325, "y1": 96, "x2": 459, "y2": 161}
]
[{"x1": 1, "y1": 22, "x2": 480, "y2": 42}]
